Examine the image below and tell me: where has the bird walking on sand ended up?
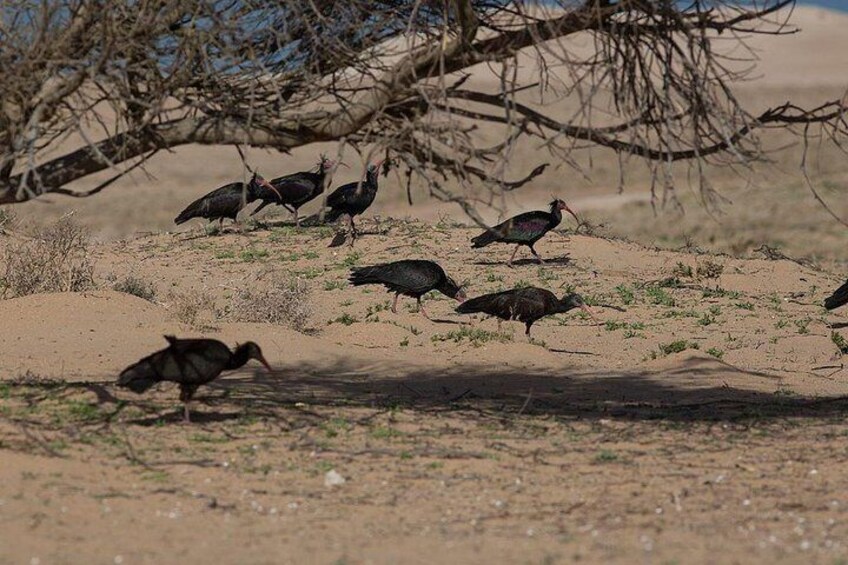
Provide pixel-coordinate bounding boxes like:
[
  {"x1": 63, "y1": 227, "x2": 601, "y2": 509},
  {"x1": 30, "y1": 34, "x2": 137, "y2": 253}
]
[
  {"x1": 324, "y1": 160, "x2": 384, "y2": 238},
  {"x1": 251, "y1": 155, "x2": 338, "y2": 226},
  {"x1": 456, "y1": 286, "x2": 596, "y2": 336},
  {"x1": 174, "y1": 173, "x2": 280, "y2": 229},
  {"x1": 349, "y1": 259, "x2": 466, "y2": 318},
  {"x1": 117, "y1": 336, "x2": 272, "y2": 422},
  {"x1": 471, "y1": 199, "x2": 579, "y2": 267}
]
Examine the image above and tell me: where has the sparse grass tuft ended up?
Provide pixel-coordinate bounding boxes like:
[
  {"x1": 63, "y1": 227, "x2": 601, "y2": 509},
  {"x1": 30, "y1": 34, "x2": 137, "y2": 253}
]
[
  {"x1": 652, "y1": 340, "x2": 699, "y2": 358},
  {"x1": 615, "y1": 284, "x2": 635, "y2": 305},
  {"x1": 432, "y1": 326, "x2": 512, "y2": 347},
  {"x1": 645, "y1": 285, "x2": 676, "y2": 307},
  {"x1": 697, "y1": 259, "x2": 724, "y2": 280},
  {"x1": 228, "y1": 276, "x2": 312, "y2": 331},
  {"x1": 706, "y1": 347, "x2": 725, "y2": 359},
  {"x1": 112, "y1": 274, "x2": 156, "y2": 302},
  {"x1": 2, "y1": 215, "x2": 95, "y2": 298},
  {"x1": 167, "y1": 289, "x2": 219, "y2": 327},
  {"x1": 832, "y1": 332, "x2": 848, "y2": 354}
]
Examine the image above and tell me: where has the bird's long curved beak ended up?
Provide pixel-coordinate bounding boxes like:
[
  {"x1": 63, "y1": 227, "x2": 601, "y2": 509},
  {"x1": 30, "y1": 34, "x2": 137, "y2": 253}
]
[
  {"x1": 258, "y1": 177, "x2": 282, "y2": 201},
  {"x1": 564, "y1": 204, "x2": 580, "y2": 223},
  {"x1": 581, "y1": 304, "x2": 599, "y2": 325},
  {"x1": 257, "y1": 354, "x2": 273, "y2": 373}
]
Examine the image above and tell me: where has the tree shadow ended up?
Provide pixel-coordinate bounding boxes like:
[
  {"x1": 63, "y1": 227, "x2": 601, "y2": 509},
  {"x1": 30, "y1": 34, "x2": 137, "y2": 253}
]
[
  {"x1": 204, "y1": 355, "x2": 848, "y2": 423},
  {"x1": 473, "y1": 255, "x2": 572, "y2": 267}
]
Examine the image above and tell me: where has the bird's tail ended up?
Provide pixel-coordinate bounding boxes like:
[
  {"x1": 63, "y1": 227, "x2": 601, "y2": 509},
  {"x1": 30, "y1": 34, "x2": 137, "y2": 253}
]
[
  {"x1": 825, "y1": 281, "x2": 848, "y2": 310},
  {"x1": 471, "y1": 229, "x2": 497, "y2": 248},
  {"x1": 456, "y1": 295, "x2": 489, "y2": 314},
  {"x1": 348, "y1": 266, "x2": 383, "y2": 286},
  {"x1": 117, "y1": 367, "x2": 158, "y2": 394}
]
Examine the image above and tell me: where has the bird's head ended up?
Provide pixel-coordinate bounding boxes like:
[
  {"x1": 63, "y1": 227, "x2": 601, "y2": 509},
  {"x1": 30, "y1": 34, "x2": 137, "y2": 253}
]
[
  {"x1": 318, "y1": 154, "x2": 348, "y2": 172},
  {"x1": 559, "y1": 293, "x2": 598, "y2": 323},
  {"x1": 237, "y1": 341, "x2": 273, "y2": 372},
  {"x1": 551, "y1": 198, "x2": 579, "y2": 222},
  {"x1": 250, "y1": 172, "x2": 282, "y2": 201},
  {"x1": 441, "y1": 275, "x2": 467, "y2": 302}
]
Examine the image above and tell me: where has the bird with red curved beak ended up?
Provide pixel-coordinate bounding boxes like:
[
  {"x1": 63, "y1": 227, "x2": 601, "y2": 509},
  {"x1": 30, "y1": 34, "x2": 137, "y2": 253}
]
[{"x1": 471, "y1": 198, "x2": 579, "y2": 267}]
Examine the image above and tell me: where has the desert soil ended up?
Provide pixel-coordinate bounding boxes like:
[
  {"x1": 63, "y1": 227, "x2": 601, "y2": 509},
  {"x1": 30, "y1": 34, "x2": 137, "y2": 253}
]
[{"x1": 2, "y1": 5, "x2": 848, "y2": 564}]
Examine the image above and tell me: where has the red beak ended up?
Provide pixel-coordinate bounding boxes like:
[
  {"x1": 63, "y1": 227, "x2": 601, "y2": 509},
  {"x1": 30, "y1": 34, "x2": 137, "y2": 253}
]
[
  {"x1": 257, "y1": 176, "x2": 282, "y2": 201},
  {"x1": 562, "y1": 203, "x2": 579, "y2": 223},
  {"x1": 581, "y1": 304, "x2": 599, "y2": 325}
]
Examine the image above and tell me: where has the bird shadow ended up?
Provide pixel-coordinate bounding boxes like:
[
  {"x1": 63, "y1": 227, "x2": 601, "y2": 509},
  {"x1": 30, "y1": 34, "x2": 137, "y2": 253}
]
[
  {"x1": 428, "y1": 318, "x2": 463, "y2": 325},
  {"x1": 831, "y1": 322, "x2": 848, "y2": 330},
  {"x1": 473, "y1": 255, "x2": 572, "y2": 267},
  {"x1": 126, "y1": 410, "x2": 242, "y2": 426}
]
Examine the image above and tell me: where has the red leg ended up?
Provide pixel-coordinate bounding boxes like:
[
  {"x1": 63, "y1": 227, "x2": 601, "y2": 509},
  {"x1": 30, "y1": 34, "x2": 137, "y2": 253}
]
[
  {"x1": 508, "y1": 245, "x2": 520, "y2": 268},
  {"x1": 392, "y1": 293, "x2": 400, "y2": 314}
]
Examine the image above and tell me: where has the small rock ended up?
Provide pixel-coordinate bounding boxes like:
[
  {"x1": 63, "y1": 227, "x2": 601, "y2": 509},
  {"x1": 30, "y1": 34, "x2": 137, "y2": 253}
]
[{"x1": 324, "y1": 469, "x2": 346, "y2": 487}]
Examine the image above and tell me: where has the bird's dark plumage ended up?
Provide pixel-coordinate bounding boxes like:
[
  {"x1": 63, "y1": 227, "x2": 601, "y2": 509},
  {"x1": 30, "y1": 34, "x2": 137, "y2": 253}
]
[
  {"x1": 456, "y1": 286, "x2": 594, "y2": 335},
  {"x1": 349, "y1": 260, "x2": 466, "y2": 317},
  {"x1": 251, "y1": 156, "x2": 335, "y2": 225},
  {"x1": 471, "y1": 199, "x2": 579, "y2": 266},
  {"x1": 174, "y1": 173, "x2": 279, "y2": 226},
  {"x1": 825, "y1": 280, "x2": 848, "y2": 310},
  {"x1": 117, "y1": 336, "x2": 272, "y2": 422},
  {"x1": 324, "y1": 162, "x2": 383, "y2": 233}
]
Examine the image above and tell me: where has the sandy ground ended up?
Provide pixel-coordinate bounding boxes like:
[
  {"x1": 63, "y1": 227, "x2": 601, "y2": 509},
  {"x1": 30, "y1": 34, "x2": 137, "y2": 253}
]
[{"x1": 2, "y1": 5, "x2": 848, "y2": 564}]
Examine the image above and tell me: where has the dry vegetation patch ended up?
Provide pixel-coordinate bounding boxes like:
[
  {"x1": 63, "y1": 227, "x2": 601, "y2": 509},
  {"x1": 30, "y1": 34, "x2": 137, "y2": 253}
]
[
  {"x1": 1, "y1": 215, "x2": 95, "y2": 298},
  {"x1": 226, "y1": 274, "x2": 312, "y2": 332}
]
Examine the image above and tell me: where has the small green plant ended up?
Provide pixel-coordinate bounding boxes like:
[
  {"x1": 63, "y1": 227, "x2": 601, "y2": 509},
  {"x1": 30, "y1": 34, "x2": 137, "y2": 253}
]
[
  {"x1": 323, "y1": 279, "x2": 347, "y2": 291},
  {"x1": 672, "y1": 262, "x2": 693, "y2": 278},
  {"x1": 594, "y1": 450, "x2": 619, "y2": 463},
  {"x1": 775, "y1": 318, "x2": 789, "y2": 329},
  {"x1": 697, "y1": 312, "x2": 715, "y2": 326},
  {"x1": 431, "y1": 326, "x2": 512, "y2": 347},
  {"x1": 645, "y1": 285, "x2": 676, "y2": 307},
  {"x1": 615, "y1": 284, "x2": 635, "y2": 305},
  {"x1": 832, "y1": 332, "x2": 848, "y2": 354},
  {"x1": 513, "y1": 279, "x2": 531, "y2": 289},
  {"x1": 795, "y1": 317, "x2": 811, "y2": 335},
  {"x1": 702, "y1": 287, "x2": 741, "y2": 299},
  {"x1": 215, "y1": 250, "x2": 236, "y2": 259},
  {"x1": 706, "y1": 347, "x2": 724, "y2": 359},
  {"x1": 341, "y1": 251, "x2": 362, "y2": 267},
  {"x1": 331, "y1": 313, "x2": 358, "y2": 326},
  {"x1": 735, "y1": 301, "x2": 755, "y2": 311},
  {"x1": 604, "y1": 320, "x2": 626, "y2": 331},
  {"x1": 657, "y1": 340, "x2": 699, "y2": 356},
  {"x1": 240, "y1": 248, "x2": 270, "y2": 262},
  {"x1": 399, "y1": 337, "x2": 409, "y2": 347}
]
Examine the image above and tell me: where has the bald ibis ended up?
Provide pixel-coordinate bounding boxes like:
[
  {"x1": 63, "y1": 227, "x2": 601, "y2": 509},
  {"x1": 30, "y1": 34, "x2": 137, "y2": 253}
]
[
  {"x1": 324, "y1": 161, "x2": 383, "y2": 237},
  {"x1": 456, "y1": 286, "x2": 596, "y2": 336},
  {"x1": 349, "y1": 259, "x2": 466, "y2": 318},
  {"x1": 471, "y1": 199, "x2": 579, "y2": 267},
  {"x1": 825, "y1": 280, "x2": 848, "y2": 310},
  {"x1": 252, "y1": 155, "x2": 337, "y2": 226},
  {"x1": 174, "y1": 173, "x2": 280, "y2": 228},
  {"x1": 117, "y1": 335, "x2": 272, "y2": 422}
]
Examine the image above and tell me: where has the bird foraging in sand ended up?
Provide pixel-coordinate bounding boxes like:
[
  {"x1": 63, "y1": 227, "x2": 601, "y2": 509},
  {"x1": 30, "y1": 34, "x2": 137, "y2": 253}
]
[
  {"x1": 456, "y1": 286, "x2": 597, "y2": 336},
  {"x1": 349, "y1": 259, "x2": 466, "y2": 318},
  {"x1": 117, "y1": 336, "x2": 272, "y2": 422},
  {"x1": 174, "y1": 172, "x2": 280, "y2": 229},
  {"x1": 471, "y1": 199, "x2": 579, "y2": 267}
]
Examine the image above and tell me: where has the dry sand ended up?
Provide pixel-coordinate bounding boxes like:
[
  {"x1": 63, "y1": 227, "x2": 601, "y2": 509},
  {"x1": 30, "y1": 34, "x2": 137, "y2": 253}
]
[{"x1": 2, "y1": 6, "x2": 848, "y2": 565}]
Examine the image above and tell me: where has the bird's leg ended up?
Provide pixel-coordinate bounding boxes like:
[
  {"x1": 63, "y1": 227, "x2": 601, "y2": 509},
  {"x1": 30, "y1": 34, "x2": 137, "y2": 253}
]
[
  {"x1": 392, "y1": 293, "x2": 400, "y2": 314},
  {"x1": 294, "y1": 208, "x2": 300, "y2": 228},
  {"x1": 497, "y1": 319, "x2": 502, "y2": 333},
  {"x1": 530, "y1": 245, "x2": 545, "y2": 264},
  {"x1": 349, "y1": 215, "x2": 357, "y2": 238},
  {"x1": 417, "y1": 297, "x2": 430, "y2": 319},
  {"x1": 508, "y1": 245, "x2": 520, "y2": 268},
  {"x1": 183, "y1": 402, "x2": 191, "y2": 423},
  {"x1": 525, "y1": 322, "x2": 532, "y2": 336}
]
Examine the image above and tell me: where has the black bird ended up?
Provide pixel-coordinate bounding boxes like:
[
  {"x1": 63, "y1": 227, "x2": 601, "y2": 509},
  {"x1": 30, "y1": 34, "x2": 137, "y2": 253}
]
[
  {"x1": 174, "y1": 173, "x2": 280, "y2": 228},
  {"x1": 117, "y1": 336, "x2": 273, "y2": 422},
  {"x1": 324, "y1": 160, "x2": 384, "y2": 237},
  {"x1": 349, "y1": 259, "x2": 467, "y2": 318},
  {"x1": 471, "y1": 199, "x2": 579, "y2": 267},
  {"x1": 825, "y1": 280, "x2": 848, "y2": 310},
  {"x1": 456, "y1": 286, "x2": 596, "y2": 336},
  {"x1": 251, "y1": 155, "x2": 338, "y2": 226}
]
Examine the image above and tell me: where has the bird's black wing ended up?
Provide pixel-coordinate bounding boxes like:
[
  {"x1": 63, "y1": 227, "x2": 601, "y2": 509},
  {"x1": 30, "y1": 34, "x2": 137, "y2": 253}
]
[
  {"x1": 350, "y1": 260, "x2": 440, "y2": 295},
  {"x1": 118, "y1": 337, "x2": 230, "y2": 391},
  {"x1": 174, "y1": 182, "x2": 246, "y2": 223}
]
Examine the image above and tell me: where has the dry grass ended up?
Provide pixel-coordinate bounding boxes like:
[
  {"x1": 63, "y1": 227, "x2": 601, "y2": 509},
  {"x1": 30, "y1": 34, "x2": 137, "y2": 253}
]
[
  {"x1": 166, "y1": 289, "x2": 219, "y2": 328},
  {"x1": 227, "y1": 274, "x2": 312, "y2": 331},
  {"x1": 111, "y1": 274, "x2": 157, "y2": 302},
  {"x1": 1, "y1": 215, "x2": 95, "y2": 298}
]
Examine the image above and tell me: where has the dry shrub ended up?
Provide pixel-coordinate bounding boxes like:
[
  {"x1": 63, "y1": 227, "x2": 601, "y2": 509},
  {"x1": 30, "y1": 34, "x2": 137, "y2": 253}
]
[
  {"x1": 112, "y1": 274, "x2": 157, "y2": 302},
  {"x1": 0, "y1": 208, "x2": 15, "y2": 233},
  {"x1": 228, "y1": 275, "x2": 312, "y2": 332},
  {"x1": 2, "y1": 215, "x2": 95, "y2": 298},
  {"x1": 167, "y1": 289, "x2": 219, "y2": 328}
]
